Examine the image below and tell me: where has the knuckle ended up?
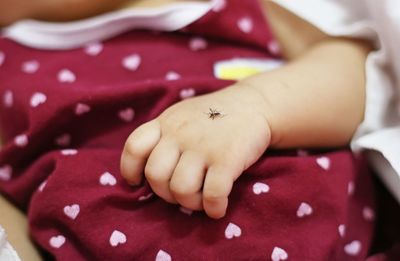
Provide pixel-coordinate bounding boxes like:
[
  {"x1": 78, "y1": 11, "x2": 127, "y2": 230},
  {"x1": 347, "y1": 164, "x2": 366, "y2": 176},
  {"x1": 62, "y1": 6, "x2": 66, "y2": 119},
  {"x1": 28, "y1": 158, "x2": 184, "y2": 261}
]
[
  {"x1": 144, "y1": 164, "x2": 166, "y2": 182},
  {"x1": 124, "y1": 137, "x2": 145, "y2": 158},
  {"x1": 170, "y1": 182, "x2": 194, "y2": 197},
  {"x1": 144, "y1": 165, "x2": 157, "y2": 181},
  {"x1": 203, "y1": 187, "x2": 225, "y2": 202}
]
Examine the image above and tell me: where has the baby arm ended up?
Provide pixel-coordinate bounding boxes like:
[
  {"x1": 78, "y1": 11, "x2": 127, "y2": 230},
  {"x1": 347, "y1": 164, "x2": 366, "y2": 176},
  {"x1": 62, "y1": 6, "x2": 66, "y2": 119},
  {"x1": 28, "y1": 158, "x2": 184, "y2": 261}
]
[{"x1": 120, "y1": 2, "x2": 371, "y2": 219}]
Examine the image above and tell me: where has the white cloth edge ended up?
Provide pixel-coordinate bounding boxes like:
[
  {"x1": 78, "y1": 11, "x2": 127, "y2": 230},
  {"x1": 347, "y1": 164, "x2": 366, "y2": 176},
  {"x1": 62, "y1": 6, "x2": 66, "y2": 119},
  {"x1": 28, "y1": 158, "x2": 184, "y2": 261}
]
[
  {"x1": 1, "y1": 2, "x2": 213, "y2": 50},
  {"x1": 0, "y1": 226, "x2": 22, "y2": 261}
]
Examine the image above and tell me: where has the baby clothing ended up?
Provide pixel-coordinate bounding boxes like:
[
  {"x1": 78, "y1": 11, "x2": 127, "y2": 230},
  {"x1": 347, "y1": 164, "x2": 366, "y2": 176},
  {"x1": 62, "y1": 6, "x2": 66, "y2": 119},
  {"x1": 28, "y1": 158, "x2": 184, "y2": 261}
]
[
  {"x1": 0, "y1": 0, "x2": 377, "y2": 260},
  {"x1": 0, "y1": 226, "x2": 21, "y2": 261}
]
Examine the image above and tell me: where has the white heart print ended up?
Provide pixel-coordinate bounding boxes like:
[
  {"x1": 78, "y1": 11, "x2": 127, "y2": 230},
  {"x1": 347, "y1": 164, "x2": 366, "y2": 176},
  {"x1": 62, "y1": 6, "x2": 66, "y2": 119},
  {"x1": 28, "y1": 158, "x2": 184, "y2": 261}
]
[
  {"x1": 0, "y1": 165, "x2": 12, "y2": 181},
  {"x1": 14, "y1": 134, "x2": 28, "y2": 147},
  {"x1": 237, "y1": 17, "x2": 253, "y2": 34},
  {"x1": 179, "y1": 206, "x2": 193, "y2": 216},
  {"x1": 224, "y1": 222, "x2": 241, "y2": 239},
  {"x1": 61, "y1": 149, "x2": 78, "y2": 156},
  {"x1": 58, "y1": 69, "x2": 76, "y2": 83},
  {"x1": 55, "y1": 133, "x2": 71, "y2": 147},
  {"x1": 316, "y1": 156, "x2": 330, "y2": 170},
  {"x1": 38, "y1": 180, "x2": 47, "y2": 192},
  {"x1": 297, "y1": 202, "x2": 313, "y2": 218},
  {"x1": 118, "y1": 108, "x2": 135, "y2": 122},
  {"x1": 22, "y1": 60, "x2": 39, "y2": 74},
  {"x1": 271, "y1": 247, "x2": 288, "y2": 261},
  {"x1": 344, "y1": 240, "x2": 362, "y2": 256},
  {"x1": 338, "y1": 224, "x2": 346, "y2": 237},
  {"x1": 252, "y1": 182, "x2": 270, "y2": 195},
  {"x1": 122, "y1": 54, "x2": 141, "y2": 71},
  {"x1": 49, "y1": 235, "x2": 66, "y2": 248},
  {"x1": 362, "y1": 206, "x2": 375, "y2": 221},
  {"x1": 0, "y1": 51, "x2": 4, "y2": 66},
  {"x1": 179, "y1": 88, "x2": 196, "y2": 99},
  {"x1": 63, "y1": 204, "x2": 80, "y2": 220},
  {"x1": 156, "y1": 250, "x2": 172, "y2": 261},
  {"x1": 109, "y1": 230, "x2": 127, "y2": 247},
  {"x1": 30, "y1": 92, "x2": 47, "y2": 108},
  {"x1": 100, "y1": 172, "x2": 117, "y2": 186},
  {"x1": 84, "y1": 42, "x2": 103, "y2": 56},
  {"x1": 189, "y1": 37, "x2": 208, "y2": 51},
  {"x1": 348, "y1": 181, "x2": 355, "y2": 195},
  {"x1": 211, "y1": 0, "x2": 226, "y2": 12},
  {"x1": 138, "y1": 193, "x2": 154, "y2": 201},
  {"x1": 75, "y1": 103, "x2": 91, "y2": 115},
  {"x1": 268, "y1": 40, "x2": 281, "y2": 56},
  {"x1": 3, "y1": 90, "x2": 13, "y2": 108},
  {"x1": 166, "y1": 71, "x2": 181, "y2": 81}
]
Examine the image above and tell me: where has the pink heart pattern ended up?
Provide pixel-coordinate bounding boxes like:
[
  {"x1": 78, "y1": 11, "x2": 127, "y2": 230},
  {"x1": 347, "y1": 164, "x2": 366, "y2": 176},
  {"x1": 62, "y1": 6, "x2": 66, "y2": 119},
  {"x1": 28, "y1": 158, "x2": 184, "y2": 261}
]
[
  {"x1": 3, "y1": 90, "x2": 13, "y2": 108},
  {"x1": 109, "y1": 230, "x2": 127, "y2": 247},
  {"x1": 271, "y1": 247, "x2": 288, "y2": 261},
  {"x1": 338, "y1": 224, "x2": 346, "y2": 238},
  {"x1": 14, "y1": 134, "x2": 28, "y2": 147},
  {"x1": 0, "y1": 165, "x2": 12, "y2": 181},
  {"x1": 189, "y1": 37, "x2": 208, "y2": 51},
  {"x1": 166, "y1": 71, "x2": 181, "y2": 81},
  {"x1": 179, "y1": 206, "x2": 193, "y2": 216},
  {"x1": 179, "y1": 88, "x2": 196, "y2": 99},
  {"x1": 122, "y1": 54, "x2": 141, "y2": 71},
  {"x1": 362, "y1": 206, "x2": 375, "y2": 221},
  {"x1": 297, "y1": 202, "x2": 313, "y2": 218},
  {"x1": 49, "y1": 235, "x2": 66, "y2": 249},
  {"x1": 316, "y1": 156, "x2": 330, "y2": 170},
  {"x1": 138, "y1": 193, "x2": 154, "y2": 201},
  {"x1": 30, "y1": 92, "x2": 47, "y2": 108},
  {"x1": 252, "y1": 182, "x2": 270, "y2": 195},
  {"x1": 348, "y1": 181, "x2": 355, "y2": 195},
  {"x1": 84, "y1": 42, "x2": 103, "y2": 56},
  {"x1": 21, "y1": 60, "x2": 39, "y2": 74},
  {"x1": 63, "y1": 204, "x2": 80, "y2": 220},
  {"x1": 55, "y1": 133, "x2": 71, "y2": 147},
  {"x1": 100, "y1": 172, "x2": 117, "y2": 186},
  {"x1": 156, "y1": 250, "x2": 172, "y2": 261},
  {"x1": 61, "y1": 149, "x2": 78, "y2": 156},
  {"x1": 344, "y1": 240, "x2": 362, "y2": 256},
  {"x1": 38, "y1": 180, "x2": 47, "y2": 192},
  {"x1": 237, "y1": 17, "x2": 253, "y2": 34},
  {"x1": 118, "y1": 108, "x2": 135, "y2": 122},
  {"x1": 211, "y1": 0, "x2": 226, "y2": 12},
  {"x1": 225, "y1": 222, "x2": 241, "y2": 239},
  {"x1": 0, "y1": 51, "x2": 4, "y2": 66},
  {"x1": 58, "y1": 69, "x2": 76, "y2": 83},
  {"x1": 75, "y1": 103, "x2": 91, "y2": 115},
  {"x1": 268, "y1": 40, "x2": 281, "y2": 56}
]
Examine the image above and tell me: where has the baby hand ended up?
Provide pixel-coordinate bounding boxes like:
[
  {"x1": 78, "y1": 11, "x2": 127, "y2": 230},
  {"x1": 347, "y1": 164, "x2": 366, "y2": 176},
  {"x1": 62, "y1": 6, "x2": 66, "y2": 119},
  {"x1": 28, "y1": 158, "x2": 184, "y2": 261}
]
[{"x1": 120, "y1": 85, "x2": 271, "y2": 218}]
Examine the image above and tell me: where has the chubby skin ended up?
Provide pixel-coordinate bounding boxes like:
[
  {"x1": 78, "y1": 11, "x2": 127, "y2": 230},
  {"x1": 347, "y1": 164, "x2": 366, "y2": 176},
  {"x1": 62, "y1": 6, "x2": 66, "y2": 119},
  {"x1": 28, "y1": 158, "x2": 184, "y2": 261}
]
[
  {"x1": 121, "y1": 86, "x2": 271, "y2": 218},
  {"x1": 0, "y1": 0, "x2": 371, "y2": 258},
  {"x1": 120, "y1": 2, "x2": 371, "y2": 219}
]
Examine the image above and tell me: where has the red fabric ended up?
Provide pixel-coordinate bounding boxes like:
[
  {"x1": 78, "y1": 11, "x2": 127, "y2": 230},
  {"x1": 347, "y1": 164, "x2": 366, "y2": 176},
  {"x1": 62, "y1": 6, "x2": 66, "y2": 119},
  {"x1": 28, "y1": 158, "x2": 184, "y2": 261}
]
[{"x1": 0, "y1": 0, "x2": 380, "y2": 260}]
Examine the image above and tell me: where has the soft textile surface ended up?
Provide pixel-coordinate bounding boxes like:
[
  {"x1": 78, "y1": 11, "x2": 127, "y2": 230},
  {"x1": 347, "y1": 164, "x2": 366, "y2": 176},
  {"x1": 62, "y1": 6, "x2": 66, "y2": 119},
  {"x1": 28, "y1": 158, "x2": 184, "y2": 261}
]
[{"x1": 0, "y1": 0, "x2": 382, "y2": 259}]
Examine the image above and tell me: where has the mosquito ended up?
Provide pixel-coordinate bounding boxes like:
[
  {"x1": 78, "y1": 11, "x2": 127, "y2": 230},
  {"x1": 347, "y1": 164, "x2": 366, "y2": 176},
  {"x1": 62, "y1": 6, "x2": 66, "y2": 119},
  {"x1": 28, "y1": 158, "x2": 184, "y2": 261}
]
[{"x1": 206, "y1": 108, "x2": 225, "y2": 120}]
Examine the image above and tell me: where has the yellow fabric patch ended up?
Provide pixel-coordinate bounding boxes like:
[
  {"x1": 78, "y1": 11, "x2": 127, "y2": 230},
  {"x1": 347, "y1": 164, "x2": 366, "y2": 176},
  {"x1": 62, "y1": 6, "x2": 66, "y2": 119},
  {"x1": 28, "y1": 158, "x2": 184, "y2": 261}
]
[
  {"x1": 214, "y1": 58, "x2": 283, "y2": 81},
  {"x1": 217, "y1": 67, "x2": 263, "y2": 80}
]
